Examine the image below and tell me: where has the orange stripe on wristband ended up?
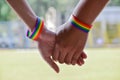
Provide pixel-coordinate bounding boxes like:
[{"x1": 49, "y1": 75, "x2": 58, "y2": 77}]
[
  {"x1": 71, "y1": 15, "x2": 92, "y2": 33},
  {"x1": 27, "y1": 17, "x2": 44, "y2": 40}
]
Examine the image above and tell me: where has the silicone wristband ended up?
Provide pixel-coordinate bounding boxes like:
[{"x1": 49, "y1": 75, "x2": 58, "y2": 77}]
[
  {"x1": 71, "y1": 15, "x2": 92, "y2": 33},
  {"x1": 26, "y1": 17, "x2": 44, "y2": 40}
]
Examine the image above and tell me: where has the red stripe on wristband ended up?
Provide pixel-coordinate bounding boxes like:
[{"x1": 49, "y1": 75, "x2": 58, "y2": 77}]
[
  {"x1": 71, "y1": 15, "x2": 92, "y2": 33},
  {"x1": 27, "y1": 17, "x2": 44, "y2": 40}
]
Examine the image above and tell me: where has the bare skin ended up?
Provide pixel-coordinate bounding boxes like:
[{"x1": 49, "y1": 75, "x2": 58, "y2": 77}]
[
  {"x1": 6, "y1": 0, "x2": 87, "y2": 73},
  {"x1": 52, "y1": 0, "x2": 109, "y2": 65},
  {"x1": 6, "y1": 0, "x2": 109, "y2": 73},
  {"x1": 6, "y1": 0, "x2": 59, "y2": 73}
]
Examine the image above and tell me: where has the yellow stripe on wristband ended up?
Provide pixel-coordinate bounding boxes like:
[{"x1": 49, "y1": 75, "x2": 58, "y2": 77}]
[
  {"x1": 71, "y1": 15, "x2": 92, "y2": 33},
  {"x1": 27, "y1": 17, "x2": 44, "y2": 40}
]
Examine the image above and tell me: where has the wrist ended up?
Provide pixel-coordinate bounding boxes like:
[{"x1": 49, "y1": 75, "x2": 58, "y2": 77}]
[
  {"x1": 38, "y1": 26, "x2": 47, "y2": 39},
  {"x1": 69, "y1": 15, "x2": 92, "y2": 34},
  {"x1": 26, "y1": 17, "x2": 44, "y2": 41}
]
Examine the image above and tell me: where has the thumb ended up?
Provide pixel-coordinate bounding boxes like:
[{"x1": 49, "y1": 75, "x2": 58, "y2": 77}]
[{"x1": 44, "y1": 57, "x2": 60, "y2": 73}]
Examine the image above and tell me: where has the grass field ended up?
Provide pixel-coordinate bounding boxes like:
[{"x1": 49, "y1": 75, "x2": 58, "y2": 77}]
[{"x1": 0, "y1": 48, "x2": 120, "y2": 80}]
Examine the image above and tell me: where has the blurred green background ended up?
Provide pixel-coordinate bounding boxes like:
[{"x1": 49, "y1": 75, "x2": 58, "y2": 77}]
[
  {"x1": 0, "y1": 49, "x2": 120, "y2": 80},
  {"x1": 0, "y1": 0, "x2": 120, "y2": 80}
]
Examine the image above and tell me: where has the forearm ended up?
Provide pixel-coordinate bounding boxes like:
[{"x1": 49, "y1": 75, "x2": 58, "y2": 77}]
[
  {"x1": 73, "y1": 0, "x2": 109, "y2": 25},
  {"x1": 6, "y1": 0, "x2": 37, "y2": 30}
]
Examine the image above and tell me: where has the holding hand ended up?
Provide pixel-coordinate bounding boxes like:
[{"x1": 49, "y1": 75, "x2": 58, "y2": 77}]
[
  {"x1": 37, "y1": 27, "x2": 59, "y2": 73},
  {"x1": 6, "y1": 0, "x2": 109, "y2": 73},
  {"x1": 52, "y1": 20, "x2": 88, "y2": 65},
  {"x1": 37, "y1": 24, "x2": 87, "y2": 73}
]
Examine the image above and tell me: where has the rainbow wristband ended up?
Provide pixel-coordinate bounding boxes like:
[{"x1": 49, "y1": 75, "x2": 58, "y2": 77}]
[
  {"x1": 26, "y1": 17, "x2": 44, "y2": 40},
  {"x1": 70, "y1": 15, "x2": 92, "y2": 33}
]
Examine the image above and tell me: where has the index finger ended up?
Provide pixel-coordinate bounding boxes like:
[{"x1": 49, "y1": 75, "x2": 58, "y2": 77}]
[{"x1": 44, "y1": 57, "x2": 60, "y2": 73}]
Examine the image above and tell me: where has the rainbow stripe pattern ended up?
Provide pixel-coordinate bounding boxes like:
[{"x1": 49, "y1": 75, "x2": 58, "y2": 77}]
[
  {"x1": 71, "y1": 15, "x2": 92, "y2": 33},
  {"x1": 27, "y1": 17, "x2": 44, "y2": 40}
]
